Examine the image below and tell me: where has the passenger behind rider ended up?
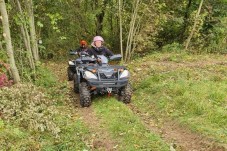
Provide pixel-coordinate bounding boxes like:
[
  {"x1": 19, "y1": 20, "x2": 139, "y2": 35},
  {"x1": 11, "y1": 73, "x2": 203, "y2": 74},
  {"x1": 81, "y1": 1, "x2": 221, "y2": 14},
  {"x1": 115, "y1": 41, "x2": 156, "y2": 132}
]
[
  {"x1": 73, "y1": 40, "x2": 88, "y2": 56},
  {"x1": 87, "y1": 36, "x2": 114, "y2": 59}
]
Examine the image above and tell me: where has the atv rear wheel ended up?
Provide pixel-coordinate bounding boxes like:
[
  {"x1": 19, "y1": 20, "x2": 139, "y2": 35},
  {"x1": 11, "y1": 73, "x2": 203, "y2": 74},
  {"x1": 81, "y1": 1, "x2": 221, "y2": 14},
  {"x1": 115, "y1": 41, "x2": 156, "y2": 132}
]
[
  {"x1": 73, "y1": 74, "x2": 79, "y2": 93},
  {"x1": 67, "y1": 67, "x2": 74, "y2": 81},
  {"x1": 118, "y1": 83, "x2": 132, "y2": 104},
  {"x1": 79, "y1": 82, "x2": 91, "y2": 107}
]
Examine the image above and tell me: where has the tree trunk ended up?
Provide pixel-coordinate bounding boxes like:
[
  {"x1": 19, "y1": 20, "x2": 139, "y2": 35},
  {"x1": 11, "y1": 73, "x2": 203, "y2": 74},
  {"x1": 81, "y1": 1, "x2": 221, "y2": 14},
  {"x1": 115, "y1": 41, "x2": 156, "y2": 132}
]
[
  {"x1": 95, "y1": 0, "x2": 108, "y2": 35},
  {"x1": 16, "y1": 0, "x2": 35, "y2": 70},
  {"x1": 119, "y1": 0, "x2": 123, "y2": 61},
  {"x1": 129, "y1": 17, "x2": 141, "y2": 61},
  {"x1": 0, "y1": 39, "x2": 3, "y2": 50},
  {"x1": 125, "y1": 0, "x2": 140, "y2": 62},
  {"x1": 0, "y1": 0, "x2": 20, "y2": 83},
  {"x1": 180, "y1": 0, "x2": 192, "y2": 41},
  {"x1": 185, "y1": 0, "x2": 204, "y2": 50},
  {"x1": 25, "y1": 0, "x2": 39, "y2": 61}
]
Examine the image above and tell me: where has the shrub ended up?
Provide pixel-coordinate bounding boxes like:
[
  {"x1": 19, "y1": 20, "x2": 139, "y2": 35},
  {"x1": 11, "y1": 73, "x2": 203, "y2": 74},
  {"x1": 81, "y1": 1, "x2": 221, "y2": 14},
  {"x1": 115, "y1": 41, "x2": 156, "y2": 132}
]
[
  {"x1": 0, "y1": 62, "x2": 13, "y2": 88},
  {"x1": 162, "y1": 42, "x2": 183, "y2": 52},
  {"x1": 0, "y1": 84, "x2": 60, "y2": 136},
  {"x1": 34, "y1": 64, "x2": 57, "y2": 88}
]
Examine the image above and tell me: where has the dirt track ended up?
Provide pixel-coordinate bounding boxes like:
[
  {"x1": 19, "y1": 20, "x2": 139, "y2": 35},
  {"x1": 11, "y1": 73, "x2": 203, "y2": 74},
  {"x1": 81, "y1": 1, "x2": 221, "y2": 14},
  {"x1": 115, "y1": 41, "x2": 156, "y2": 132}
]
[{"x1": 47, "y1": 60, "x2": 227, "y2": 151}]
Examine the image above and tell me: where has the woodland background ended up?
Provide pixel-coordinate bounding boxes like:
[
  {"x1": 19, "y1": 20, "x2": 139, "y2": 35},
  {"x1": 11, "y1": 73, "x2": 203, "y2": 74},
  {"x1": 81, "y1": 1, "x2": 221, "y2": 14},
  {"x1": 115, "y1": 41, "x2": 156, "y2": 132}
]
[
  {"x1": 0, "y1": 1, "x2": 227, "y2": 150},
  {"x1": 1, "y1": 0, "x2": 227, "y2": 83}
]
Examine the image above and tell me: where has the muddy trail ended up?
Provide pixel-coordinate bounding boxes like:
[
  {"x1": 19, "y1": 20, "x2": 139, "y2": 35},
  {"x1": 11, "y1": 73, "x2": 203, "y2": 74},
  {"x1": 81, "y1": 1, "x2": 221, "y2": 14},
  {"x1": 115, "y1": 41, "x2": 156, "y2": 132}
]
[{"x1": 47, "y1": 59, "x2": 227, "y2": 151}]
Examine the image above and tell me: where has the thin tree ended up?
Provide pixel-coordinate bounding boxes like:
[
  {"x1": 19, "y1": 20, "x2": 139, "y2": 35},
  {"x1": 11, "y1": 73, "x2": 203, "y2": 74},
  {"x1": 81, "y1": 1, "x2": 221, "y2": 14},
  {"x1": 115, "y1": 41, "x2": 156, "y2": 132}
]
[
  {"x1": 0, "y1": 0, "x2": 20, "y2": 83},
  {"x1": 125, "y1": 0, "x2": 140, "y2": 62},
  {"x1": 95, "y1": 0, "x2": 108, "y2": 35},
  {"x1": 15, "y1": 0, "x2": 35, "y2": 70},
  {"x1": 25, "y1": 0, "x2": 39, "y2": 61},
  {"x1": 185, "y1": 0, "x2": 204, "y2": 50},
  {"x1": 118, "y1": 0, "x2": 123, "y2": 61},
  {"x1": 181, "y1": 0, "x2": 192, "y2": 41}
]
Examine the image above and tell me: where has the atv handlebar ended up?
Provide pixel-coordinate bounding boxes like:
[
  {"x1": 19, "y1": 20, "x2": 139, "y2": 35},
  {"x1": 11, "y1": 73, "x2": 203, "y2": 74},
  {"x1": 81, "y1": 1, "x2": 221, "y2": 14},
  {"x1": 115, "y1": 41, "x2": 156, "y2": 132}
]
[
  {"x1": 69, "y1": 50, "x2": 78, "y2": 55},
  {"x1": 109, "y1": 54, "x2": 122, "y2": 61}
]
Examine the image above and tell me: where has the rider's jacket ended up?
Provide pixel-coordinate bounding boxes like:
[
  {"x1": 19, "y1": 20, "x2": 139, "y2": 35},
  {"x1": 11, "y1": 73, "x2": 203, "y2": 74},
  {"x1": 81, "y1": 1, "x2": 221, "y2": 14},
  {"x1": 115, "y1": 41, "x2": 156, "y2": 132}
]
[
  {"x1": 87, "y1": 46, "x2": 114, "y2": 58},
  {"x1": 75, "y1": 47, "x2": 88, "y2": 53}
]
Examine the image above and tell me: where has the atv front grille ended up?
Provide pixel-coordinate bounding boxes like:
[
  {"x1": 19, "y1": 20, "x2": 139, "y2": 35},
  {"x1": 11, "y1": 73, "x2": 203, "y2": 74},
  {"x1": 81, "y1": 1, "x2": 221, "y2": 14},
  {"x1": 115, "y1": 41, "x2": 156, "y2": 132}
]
[
  {"x1": 99, "y1": 73, "x2": 118, "y2": 80},
  {"x1": 100, "y1": 73, "x2": 107, "y2": 79}
]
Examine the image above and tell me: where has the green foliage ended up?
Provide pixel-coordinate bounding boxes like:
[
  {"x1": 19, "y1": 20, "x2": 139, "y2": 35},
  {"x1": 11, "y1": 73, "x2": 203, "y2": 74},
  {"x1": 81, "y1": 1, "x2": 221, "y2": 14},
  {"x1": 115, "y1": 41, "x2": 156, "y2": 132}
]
[
  {"x1": 46, "y1": 13, "x2": 63, "y2": 33},
  {"x1": 35, "y1": 0, "x2": 96, "y2": 57},
  {"x1": 157, "y1": 17, "x2": 185, "y2": 45},
  {"x1": 162, "y1": 42, "x2": 184, "y2": 52},
  {"x1": 203, "y1": 17, "x2": 227, "y2": 53},
  {"x1": 0, "y1": 50, "x2": 7, "y2": 62},
  {"x1": 34, "y1": 64, "x2": 57, "y2": 87},
  {"x1": 4, "y1": 0, "x2": 227, "y2": 71}
]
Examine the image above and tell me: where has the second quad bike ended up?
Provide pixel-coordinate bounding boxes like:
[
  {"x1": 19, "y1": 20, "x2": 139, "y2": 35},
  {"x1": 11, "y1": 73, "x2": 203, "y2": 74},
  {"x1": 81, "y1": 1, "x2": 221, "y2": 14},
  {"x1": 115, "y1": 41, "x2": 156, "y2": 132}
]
[{"x1": 68, "y1": 51, "x2": 132, "y2": 107}]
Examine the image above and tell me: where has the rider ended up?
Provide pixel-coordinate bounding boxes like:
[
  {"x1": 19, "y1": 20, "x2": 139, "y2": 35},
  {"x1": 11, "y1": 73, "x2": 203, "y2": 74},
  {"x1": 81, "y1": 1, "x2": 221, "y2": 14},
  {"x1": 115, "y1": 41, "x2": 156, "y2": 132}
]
[
  {"x1": 68, "y1": 40, "x2": 88, "y2": 81},
  {"x1": 74, "y1": 40, "x2": 88, "y2": 56},
  {"x1": 87, "y1": 36, "x2": 114, "y2": 58}
]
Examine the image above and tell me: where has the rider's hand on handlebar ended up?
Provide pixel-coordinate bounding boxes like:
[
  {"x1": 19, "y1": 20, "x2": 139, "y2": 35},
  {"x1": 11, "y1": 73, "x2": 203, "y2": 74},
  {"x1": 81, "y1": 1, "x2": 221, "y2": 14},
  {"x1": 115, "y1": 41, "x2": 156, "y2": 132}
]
[{"x1": 97, "y1": 58, "x2": 102, "y2": 62}]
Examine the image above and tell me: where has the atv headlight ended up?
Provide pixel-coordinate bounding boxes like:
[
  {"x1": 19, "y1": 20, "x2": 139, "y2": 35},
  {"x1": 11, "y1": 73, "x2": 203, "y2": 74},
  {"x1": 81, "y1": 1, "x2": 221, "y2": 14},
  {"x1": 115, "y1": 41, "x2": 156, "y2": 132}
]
[
  {"x1": 84, "y1": 71, "x2": 97, "y2": 79},
  {"x1": 68, "y1": 61, "x2": 75, "y2": 65},
  {"x1": 120, "y1": 70, "x2": 130, "y2": 79}
]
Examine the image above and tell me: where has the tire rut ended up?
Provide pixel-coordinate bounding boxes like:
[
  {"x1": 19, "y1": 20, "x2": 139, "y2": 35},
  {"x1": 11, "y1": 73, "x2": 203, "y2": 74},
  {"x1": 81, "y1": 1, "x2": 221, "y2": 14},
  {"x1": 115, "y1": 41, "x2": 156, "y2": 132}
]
[
  {"x1": 128, "y1": 104, "x2": 227, "y2": 151},
  {"x1": 47, "y1": 59, "x2": 227, "y2": 151},
  {"x1": 47, "y1": 62, "x2": 118, "y2": 150},
  {"x1": 69, "y1": 85, "x2": 118, "y2": 150}
]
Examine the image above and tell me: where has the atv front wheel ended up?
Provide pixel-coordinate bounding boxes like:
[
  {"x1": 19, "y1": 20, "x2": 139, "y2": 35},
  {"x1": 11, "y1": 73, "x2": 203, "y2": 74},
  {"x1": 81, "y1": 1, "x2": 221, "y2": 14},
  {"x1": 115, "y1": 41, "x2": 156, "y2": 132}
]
[
  {"x1": 67, "y1": 67, "x2": 74, "y2": 81},
  {"x1": 79, "y1": 82, "x2": 91, "y2": 107},
  {"x1": 73, "y1": 74, "x2": 79, "y2": 93},
  {"x1": 118, "y1": 83, "x2": 132, "y2": 104}
]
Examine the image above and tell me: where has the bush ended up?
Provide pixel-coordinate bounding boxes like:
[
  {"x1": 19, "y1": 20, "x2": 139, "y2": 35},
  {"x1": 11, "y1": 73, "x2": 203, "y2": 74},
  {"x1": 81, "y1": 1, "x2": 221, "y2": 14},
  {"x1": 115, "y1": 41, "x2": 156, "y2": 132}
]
[
  {"x1": 0, "y1": 84, "x2": 60, "y2": 136},
  {"x1": 34, "y1": 64, "x2": 57, "y2": 88},
  {"x1": 162, "y1": 42, "x2": 183, "y2": 52},
  {"x1": 0, "y1": 74, "x2": 13, "y2": 88},
  {"x1": 0, "y1": 62, "x2": 13, "y2": 88}
]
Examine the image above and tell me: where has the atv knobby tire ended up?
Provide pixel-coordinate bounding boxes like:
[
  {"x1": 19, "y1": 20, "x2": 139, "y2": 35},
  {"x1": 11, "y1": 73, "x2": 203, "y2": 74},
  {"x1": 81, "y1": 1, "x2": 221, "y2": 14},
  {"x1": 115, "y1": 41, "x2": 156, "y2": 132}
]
[
  {"x1": 73, "y1": 74, "x2": 79, "y2": 93},
  {"x1": 67, "y1": 67, "x2": 74, "y2": 81},
  {"x1": 118, "y1": 83, "x2": 132, "y2": 104},
  {"x1": 79, "y1": 82, "x2": 91, "y2": 107}
]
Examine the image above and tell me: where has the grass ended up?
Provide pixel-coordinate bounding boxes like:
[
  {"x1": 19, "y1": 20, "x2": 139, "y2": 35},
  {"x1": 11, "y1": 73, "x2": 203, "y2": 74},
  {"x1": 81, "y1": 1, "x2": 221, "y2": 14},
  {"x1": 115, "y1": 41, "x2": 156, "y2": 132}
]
[
  {"x1": 130, "y1": 52, "x2": 227, "y2": 144},
  {"x1": 39, "y1": 118, "x2": 90, "y2": 151},
  {"x1": 0, "y1": 120, "x2": 32, "y2": 150},
  {"x1": 1, "y1": 52, "x2": 226, "y2": 150},
  {"x1": 0, "y1": 117, "x2": 90, "y2": 150},
  {"x1": 93, "y1": 97, "x2": 169, "y2": 151}
]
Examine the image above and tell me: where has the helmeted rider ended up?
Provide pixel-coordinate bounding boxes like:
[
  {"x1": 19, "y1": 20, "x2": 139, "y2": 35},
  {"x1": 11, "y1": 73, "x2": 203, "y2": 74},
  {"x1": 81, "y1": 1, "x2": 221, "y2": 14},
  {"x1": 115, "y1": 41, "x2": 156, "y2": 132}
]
[
  {"x1": 75, "y1": 40, "x2": 88, "y2": 54},
  {"x1": 87, "y1": 36, "x2": 114, "y2": 58},
  {"x1": 67, "y1": 40, "x2": 89, "y2": 80},
  {"x1": 70, "y1": 40, "x2": 88, "y2": 57}
]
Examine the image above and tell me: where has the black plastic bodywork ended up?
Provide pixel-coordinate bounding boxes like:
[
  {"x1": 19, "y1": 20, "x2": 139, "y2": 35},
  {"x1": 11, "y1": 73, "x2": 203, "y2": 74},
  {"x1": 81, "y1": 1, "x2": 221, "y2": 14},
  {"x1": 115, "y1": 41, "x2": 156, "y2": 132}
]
[{"x1": 68, "y1": 52, "x2": 129, "y2": 94}]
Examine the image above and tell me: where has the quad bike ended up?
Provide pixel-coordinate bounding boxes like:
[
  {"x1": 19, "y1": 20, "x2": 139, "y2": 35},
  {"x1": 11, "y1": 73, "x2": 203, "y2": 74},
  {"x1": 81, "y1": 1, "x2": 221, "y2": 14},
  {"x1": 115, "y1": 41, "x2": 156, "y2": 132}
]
[{"x1": 68, "y1": 51, "x2": 132, "y2": 107}]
